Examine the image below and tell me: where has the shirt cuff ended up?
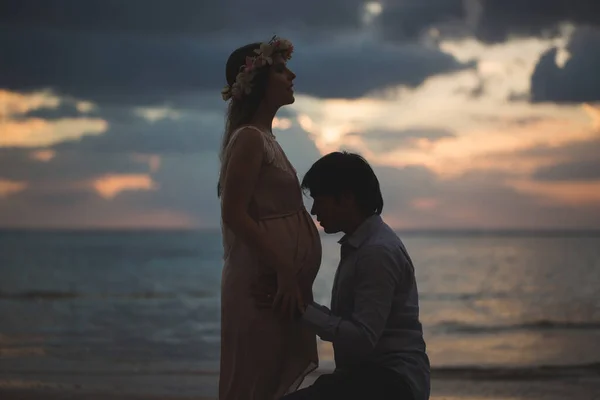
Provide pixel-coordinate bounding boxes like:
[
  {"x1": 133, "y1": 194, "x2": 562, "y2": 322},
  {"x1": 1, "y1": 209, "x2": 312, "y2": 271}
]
[{"x1": 302, "y1": 303, "x2": 340, "y2": 342}]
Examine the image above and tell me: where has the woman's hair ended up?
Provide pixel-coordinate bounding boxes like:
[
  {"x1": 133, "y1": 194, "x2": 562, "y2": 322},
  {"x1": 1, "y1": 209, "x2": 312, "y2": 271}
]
[
  {"x1": 217, "y1": 43, "x2": 271, "y2": 197},
  {"x1": 301, "y1": 152, "x2": 384, "y2": 216}
]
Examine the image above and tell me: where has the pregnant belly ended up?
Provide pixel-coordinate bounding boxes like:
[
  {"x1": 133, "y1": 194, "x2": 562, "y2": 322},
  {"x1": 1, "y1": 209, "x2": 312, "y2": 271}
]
[{"x1": 255, "y1": 211, "x2": 321, "y2": 303}]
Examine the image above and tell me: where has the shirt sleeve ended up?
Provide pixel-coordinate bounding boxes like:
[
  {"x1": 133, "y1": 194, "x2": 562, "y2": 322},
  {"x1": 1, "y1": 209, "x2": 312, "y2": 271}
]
[
  {"x1": 301, "y1": 245, "x2": 403, "y2": 361},
  {"x1": 302, "y1": 302, "x2": 340, "y2": 341}
]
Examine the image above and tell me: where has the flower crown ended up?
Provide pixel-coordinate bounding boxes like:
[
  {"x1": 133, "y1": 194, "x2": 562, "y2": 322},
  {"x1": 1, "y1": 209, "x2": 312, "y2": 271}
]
[{"x1": 221, "y1": 36, "x2": 294, "y2": 101}]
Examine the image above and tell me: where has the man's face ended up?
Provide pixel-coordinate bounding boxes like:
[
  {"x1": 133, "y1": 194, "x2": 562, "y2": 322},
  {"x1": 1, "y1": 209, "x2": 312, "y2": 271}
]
[{"x1": 310, "y1": 193, "x2": 350, "y2": 234}]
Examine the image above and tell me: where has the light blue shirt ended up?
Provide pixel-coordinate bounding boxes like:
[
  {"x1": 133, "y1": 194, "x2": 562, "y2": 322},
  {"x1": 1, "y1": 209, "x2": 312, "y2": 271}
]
[{"x1": 303, "y1": 215, "x2": 431, "y2": 400}]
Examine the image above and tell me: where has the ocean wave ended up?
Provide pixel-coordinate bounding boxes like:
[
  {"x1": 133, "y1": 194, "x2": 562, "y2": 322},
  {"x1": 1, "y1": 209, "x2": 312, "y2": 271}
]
[
  {"x1": 9, "y1": 362, "x2": 594, "y2": 379},
  {"x1": 435, "y1": 320, "x2": 600, "y2": 333},
  {"x1": 420, "y1": 292, "x2": 513, "y2": 301},
  {"x1": 0, "y1": 290, "x2": 214, "y2": 301},
  {"x1": 431, "y1": 362, "x2": 600, "y2": 380}
]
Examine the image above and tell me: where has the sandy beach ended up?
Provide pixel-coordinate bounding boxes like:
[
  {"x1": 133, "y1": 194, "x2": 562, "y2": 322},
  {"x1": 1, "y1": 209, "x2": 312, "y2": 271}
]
[{"x1": 1, "y1": 366, "x2": 599, "y2": 400}]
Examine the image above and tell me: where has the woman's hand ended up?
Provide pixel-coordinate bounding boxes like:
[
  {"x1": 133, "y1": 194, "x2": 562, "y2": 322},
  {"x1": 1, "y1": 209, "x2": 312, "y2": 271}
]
[{"x1": 273, "y1": 268, "x2": 305, "y2": 320}]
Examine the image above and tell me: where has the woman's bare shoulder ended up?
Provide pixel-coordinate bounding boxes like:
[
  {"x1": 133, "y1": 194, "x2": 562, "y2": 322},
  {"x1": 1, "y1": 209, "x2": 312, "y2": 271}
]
[{"x1": 227, "y1": 126, "x2": 266, "y2": 161}]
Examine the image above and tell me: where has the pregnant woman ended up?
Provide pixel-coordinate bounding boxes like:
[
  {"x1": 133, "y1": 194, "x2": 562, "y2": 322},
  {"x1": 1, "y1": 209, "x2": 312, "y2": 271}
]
[{"x1": 217, "y1": 36, "x2": 322, "y2": 400}]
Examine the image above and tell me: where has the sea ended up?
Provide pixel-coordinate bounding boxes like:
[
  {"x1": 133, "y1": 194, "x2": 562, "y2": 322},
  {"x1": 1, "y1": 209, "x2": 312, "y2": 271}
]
[{"x1": 1, "y1": 229, "x2": 600, "y2": 394}]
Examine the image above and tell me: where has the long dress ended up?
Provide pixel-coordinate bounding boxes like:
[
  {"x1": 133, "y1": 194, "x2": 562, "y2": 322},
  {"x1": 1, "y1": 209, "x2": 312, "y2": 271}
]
[{"x1": 218, "y1": 125, "x2": 322, "y2": 400}]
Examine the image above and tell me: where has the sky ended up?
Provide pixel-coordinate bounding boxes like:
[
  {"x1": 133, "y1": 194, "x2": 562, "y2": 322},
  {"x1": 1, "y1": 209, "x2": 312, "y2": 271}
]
[{"x1": 1, "y1": 0, "x2": 600, "y2": 230}]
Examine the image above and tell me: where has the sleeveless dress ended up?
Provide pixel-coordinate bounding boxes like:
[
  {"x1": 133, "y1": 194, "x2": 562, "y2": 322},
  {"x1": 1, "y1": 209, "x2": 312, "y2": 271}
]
[{"x1": 218, "y1": 125, "x2": 322, "y2": 400}]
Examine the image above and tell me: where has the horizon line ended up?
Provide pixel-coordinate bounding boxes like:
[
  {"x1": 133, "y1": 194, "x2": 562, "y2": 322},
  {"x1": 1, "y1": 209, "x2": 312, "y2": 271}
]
[{"x1": 1, "y1": 227, "x2": 599, "y2": 236}]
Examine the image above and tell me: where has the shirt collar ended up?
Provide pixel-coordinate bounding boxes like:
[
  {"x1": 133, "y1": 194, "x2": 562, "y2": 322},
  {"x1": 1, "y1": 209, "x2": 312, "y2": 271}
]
[{"x1": 338, "y1": 214, "x2": 383, "y2": 249}]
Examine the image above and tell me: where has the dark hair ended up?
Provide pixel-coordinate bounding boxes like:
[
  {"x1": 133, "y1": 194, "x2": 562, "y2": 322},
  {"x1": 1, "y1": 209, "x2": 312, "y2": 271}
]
[
  {"x1": 217, "y1": 43, "x2": 271, "y2": 197},
  {"x1": 301, "y1": 151, "x2": 384, "y2": 216}
]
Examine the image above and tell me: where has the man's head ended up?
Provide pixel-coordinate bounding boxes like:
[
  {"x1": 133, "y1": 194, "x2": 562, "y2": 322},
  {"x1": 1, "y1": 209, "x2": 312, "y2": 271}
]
[{"x1": 301, "y1": 152, "x2": 384, "y2": 234}]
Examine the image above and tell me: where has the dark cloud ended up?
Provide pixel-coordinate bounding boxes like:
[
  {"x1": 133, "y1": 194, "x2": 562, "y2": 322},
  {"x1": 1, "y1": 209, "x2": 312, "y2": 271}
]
[
  {"x1": 531, "y1": 27, "x2": 600, "y2": 103},
  {"x1": 471, "y1": 0, "x2": 600, "y2": 43},
  {"x1": 378, "y1": 0, "x2": 600, "y2": 43},
  {"x1": 380, "y1": 0, "x2": 464, "y2": 41},
  {"x1": 346, "y1": 127, "x2": 454, "y2": 152},
  {"x1": 0, "y1": 0, "x2": 365, "y2": 35},
  {"x1": 0, "y1": 0, "x2": 469, "y2": 105},
  {"x1": 295, "y1": 42, "x2": 470, "y2": 98},
  {"x1": 4, "y1": 0, "x2": 600, "y2": 50},
  {"x1": 0, "y1": 0, "x2": 366, "y2": 106},
  {"x1": 0, "y1": 27, "x2": 229, "y2": 106},
  {"x1": 0, "y1": 26, "x2": 469, "y2": 105},
  {"x1": 533, "y1": 160, "x2": 600, "y2": 181}
]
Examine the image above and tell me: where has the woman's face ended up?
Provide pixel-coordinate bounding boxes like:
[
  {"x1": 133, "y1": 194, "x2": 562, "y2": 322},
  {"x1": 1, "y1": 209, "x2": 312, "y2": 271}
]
[{"x1": 264, "y1": 53, "x2": 296, "y2": 108}]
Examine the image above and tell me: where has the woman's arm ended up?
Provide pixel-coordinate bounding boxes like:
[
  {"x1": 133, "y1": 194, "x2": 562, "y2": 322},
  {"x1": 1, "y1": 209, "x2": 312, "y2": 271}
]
[
  {"x1": 220, "y1": 127, "x2": 289, "y2": 274},
  {"x1": 222, "y1": 127, "x2": 303, "y2": 318}
]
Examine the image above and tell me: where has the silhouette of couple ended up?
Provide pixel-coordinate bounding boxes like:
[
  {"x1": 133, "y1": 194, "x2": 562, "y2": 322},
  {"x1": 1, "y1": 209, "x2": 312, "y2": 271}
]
[{"x1": 218, "y1": 36, "x2": 430, "y2": 400}]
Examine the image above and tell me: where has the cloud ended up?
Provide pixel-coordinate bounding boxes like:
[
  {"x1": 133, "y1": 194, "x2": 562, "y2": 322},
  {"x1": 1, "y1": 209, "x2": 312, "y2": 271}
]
[
  {"x1": 0, "y1": 89, "x2": 60, "y2": 117},
  {"x1": 379, "y1": 0, "x2": 465, "y2": 40},
  {"x1": 379, "y1": 0, "x2": 600, "y2": 43},
  {"x1": 470, "y1": 0, "x2": 600, "y2": 43},
  {"x1": 533, "y1": 160, "x2": 600, "y2": 181},
  {"x1": 2, "y1": 140, "x2": 600, "y2": 229},
  {"x1": 0, "y1": 8, "x2": 470, "y2": 105},
  {"x1": 52, "y1": 107, "x2": 224, "y2": 155},
  {"x1": 0, "y1": 114, "x2": 323, "y2": 229},
  {"x1": 2, "y1": 1, "x2": 600, "y2": 230},
  {"x1": 346, "y1": 127, "x2": 455, "y2": 152},
  {"x1": 0, "y1": 179, "x2": 28, "y2": 198},
  {"x1": 93, "y1": 174, "x2": 157, "y2": 199},
  {"x1": 42, "y1": 99, "x2": 316, "y2": 158},
  {"x1": 519, "y1": 136, "x2": 600, "y2": 161},
  {"x1": 1, "y1": 32, "x2": 469, "y2": 105},
  {"x1": 17, "y1": 100, "x2": 94, "y2": 120},
  {"x1": 0, "y1": 148, "x2": 204, "y2": 228},
  {"x1": 0, "y1": 0, "x2": 366, "y2": 35},
  {"x1": 531, "y1": 27, "x2": 600, "y2": 102},
  {"x1": 348, "y1": 163, "x2": 600, "y2": 229},
  {"x1": 0, "y1": 148, "x2": 150, "y2": 183},
  {"x1": 1, "y1": 117, "x2": 107, "y2": 148},
  {"x1": 0, "y1": 28, "x2": 229, "y2": 106},
  {"x1": 294, "y1": 40, "x2": 471, "y2": 98},
  {"x1": 0, "y1": 89, "x2": 226, "y2": 155}
]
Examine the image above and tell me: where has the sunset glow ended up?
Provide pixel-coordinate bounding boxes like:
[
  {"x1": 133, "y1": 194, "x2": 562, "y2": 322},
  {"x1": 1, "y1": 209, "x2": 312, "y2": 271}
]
[
  {"x1": 1, "y1": 116, "x2": 108, "y2": 148},
  {"x1": 0, "y1": 179, "x2": 28, "y2": 198},
  {"x1": 93, "y1": 174, "x2": 157, "y2": 200},
  {"x1": 1, "y1": 6, "x2": 599, "y2": 229}
]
